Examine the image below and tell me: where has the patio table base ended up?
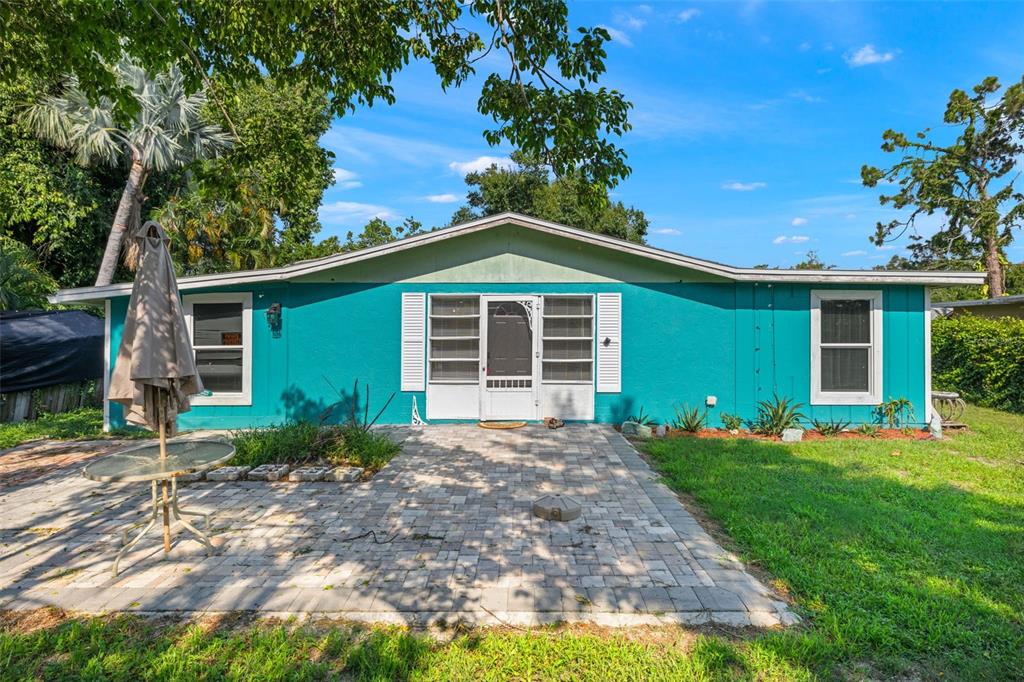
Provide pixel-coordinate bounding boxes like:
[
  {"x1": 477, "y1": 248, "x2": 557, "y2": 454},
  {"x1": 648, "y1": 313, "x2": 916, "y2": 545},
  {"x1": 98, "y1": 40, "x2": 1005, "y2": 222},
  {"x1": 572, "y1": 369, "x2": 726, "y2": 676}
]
[{"x1": 114, "y1": 478, "x2": 214, "y2": 577}]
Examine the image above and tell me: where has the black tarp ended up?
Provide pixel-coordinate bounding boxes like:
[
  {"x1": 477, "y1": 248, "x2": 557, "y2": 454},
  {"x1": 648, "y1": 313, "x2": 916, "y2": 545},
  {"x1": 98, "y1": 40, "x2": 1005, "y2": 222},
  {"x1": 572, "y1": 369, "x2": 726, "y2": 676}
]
[{"x1": 1, "y1": 310, "x2": 104, "y2": 393}]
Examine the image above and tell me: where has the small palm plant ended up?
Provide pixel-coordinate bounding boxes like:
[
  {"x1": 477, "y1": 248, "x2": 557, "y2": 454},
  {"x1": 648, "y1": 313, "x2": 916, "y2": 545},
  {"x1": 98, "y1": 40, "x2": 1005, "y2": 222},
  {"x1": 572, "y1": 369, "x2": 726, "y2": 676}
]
[
  {"x1": 23, "y1": 55, "x2": 233, "y2": 286},
  {"x1": 878, "y1": 397, "x2": 915, "y2": 429}
]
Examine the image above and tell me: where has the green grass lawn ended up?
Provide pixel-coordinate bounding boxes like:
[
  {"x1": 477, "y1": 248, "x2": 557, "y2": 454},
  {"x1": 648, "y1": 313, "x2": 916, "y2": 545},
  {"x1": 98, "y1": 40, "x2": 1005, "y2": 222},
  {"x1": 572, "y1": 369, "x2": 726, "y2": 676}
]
[
  {"x1": 1, "y1": 407, "x2": 1020, "y2": 680},
  {"x1": 0, "y1": 408, "x2": 152, "y2": 449},
  {"x1": 644, "y1": 405, "x2": 1024, "y2": 680}
]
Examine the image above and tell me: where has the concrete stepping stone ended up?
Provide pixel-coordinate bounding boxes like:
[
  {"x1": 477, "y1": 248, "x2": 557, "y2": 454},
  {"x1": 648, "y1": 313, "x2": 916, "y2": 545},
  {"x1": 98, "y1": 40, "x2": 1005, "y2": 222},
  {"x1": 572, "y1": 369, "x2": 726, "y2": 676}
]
[
  {"x1": 289, "y1": 466, "x2": 331, "y2": 482},
  {"x1": 247, "y1": 464, "x2": 290, "y2": 481},
  {"x1": 175, "y1": 470, "x2": 205, "y2": 483},
  {"x1": 327, "y1": 466, "x2": 364, "y2": 482},
  {"x1": 206, "y1": 466, "x2": 250, "y2": 482}
]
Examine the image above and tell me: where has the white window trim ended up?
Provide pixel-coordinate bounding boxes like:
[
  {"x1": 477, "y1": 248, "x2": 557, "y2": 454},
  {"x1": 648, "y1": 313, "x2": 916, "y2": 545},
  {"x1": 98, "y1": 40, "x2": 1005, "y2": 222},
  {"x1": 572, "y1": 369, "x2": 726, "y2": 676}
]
[
  {"x1": 810, "y1": 289, "x2": 883, "y2": 406},
  {"x1": 183, "y1": 292, "x2": 253, "y2": 406}
]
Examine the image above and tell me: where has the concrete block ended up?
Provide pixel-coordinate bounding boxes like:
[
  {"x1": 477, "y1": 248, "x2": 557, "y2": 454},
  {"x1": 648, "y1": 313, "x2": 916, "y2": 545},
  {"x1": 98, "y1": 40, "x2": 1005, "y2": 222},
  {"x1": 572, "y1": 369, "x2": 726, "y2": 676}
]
[
  {"x1": 328, "y1": 466, "x2": 364, "y2": 482},
  {"x1": 289, "y1": 466, "x2": 331, "y2": 482},
  {"x1": 206, "y1": 466, "x2": 250, "y2": 482},
  {"x1": 247, "y1": 464, "x2": 290, "y2": 481}
]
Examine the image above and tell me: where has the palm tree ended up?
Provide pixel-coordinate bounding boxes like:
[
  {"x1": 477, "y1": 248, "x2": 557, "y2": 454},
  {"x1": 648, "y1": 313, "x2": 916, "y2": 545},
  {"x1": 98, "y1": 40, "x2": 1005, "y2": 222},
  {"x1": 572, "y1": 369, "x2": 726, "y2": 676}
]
[
  {"x1": 0, "y1": 238, "x2": 57, "y2": 311},
  {"x1": 23, "y1": 56, "x2": 233, "y2": 286}
]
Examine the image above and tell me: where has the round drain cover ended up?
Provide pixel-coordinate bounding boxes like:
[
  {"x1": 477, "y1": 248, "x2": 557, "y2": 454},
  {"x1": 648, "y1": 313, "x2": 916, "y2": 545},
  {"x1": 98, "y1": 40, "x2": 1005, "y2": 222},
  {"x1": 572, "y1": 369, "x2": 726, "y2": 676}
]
[{"x1": 532, "y1": 494, "x2": 582, "y2": 522}]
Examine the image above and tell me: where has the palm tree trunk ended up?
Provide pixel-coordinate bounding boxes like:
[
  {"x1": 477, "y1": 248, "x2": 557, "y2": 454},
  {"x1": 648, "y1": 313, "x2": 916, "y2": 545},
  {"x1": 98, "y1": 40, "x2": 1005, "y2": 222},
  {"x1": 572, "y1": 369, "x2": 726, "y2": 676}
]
[
  {"x1": 95, "y1": 157, "x2": 147, "y2": 286},
  {"x1": 984, "y1": 233, "x2": 1004, "y2": 298}
]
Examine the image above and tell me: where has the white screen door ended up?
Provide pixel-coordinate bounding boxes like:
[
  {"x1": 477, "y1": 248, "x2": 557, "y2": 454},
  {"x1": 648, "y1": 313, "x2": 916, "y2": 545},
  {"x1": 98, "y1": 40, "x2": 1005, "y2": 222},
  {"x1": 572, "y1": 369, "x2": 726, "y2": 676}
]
[{"x1": 480, "y1": 296, "x2": 539, "y2": 420}]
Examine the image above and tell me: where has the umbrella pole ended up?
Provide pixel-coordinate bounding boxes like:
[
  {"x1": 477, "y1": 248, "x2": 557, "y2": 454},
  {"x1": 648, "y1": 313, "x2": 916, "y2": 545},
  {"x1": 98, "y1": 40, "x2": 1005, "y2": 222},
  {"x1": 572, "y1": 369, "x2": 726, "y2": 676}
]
[{"x1": 160, "y1": 419, "x2": 171, "y2": 554}]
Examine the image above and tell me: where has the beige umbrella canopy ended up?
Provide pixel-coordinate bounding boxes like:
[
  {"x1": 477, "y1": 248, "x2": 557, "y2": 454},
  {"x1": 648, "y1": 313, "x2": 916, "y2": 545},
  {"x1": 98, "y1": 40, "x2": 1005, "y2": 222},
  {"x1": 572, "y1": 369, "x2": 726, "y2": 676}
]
[
  {"x1": 108, "y1": 220, "x2": 202, "y2": 433},
  {"x1": 108, "y1": 220, "x2": 203, "y2": 552}
]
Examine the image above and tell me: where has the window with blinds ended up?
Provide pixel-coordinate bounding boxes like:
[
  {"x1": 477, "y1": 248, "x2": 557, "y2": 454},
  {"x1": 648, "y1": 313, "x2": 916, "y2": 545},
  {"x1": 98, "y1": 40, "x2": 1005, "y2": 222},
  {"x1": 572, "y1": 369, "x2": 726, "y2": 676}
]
[
  {"x1": 429, "y1": 296, "x2": 480, "y2": 382},
  {"x1": 811, "y1": 290, "x2": 883, "y2": 405},
  {"x1": 541, "y1": 295, "x2": 594, "y2": 382}
]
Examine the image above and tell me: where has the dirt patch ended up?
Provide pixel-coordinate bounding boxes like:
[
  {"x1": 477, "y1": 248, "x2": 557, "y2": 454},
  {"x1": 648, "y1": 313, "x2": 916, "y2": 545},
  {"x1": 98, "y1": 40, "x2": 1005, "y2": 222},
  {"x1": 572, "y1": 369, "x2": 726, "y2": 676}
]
[{"x1": 0, "y1": 440, "x2": 129, "y2": 487}]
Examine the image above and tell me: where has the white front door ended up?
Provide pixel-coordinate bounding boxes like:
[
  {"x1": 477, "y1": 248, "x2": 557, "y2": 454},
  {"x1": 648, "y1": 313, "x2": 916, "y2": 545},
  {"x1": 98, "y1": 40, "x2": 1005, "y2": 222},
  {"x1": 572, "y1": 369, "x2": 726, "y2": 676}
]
[{"x1": 479, "y1": 296, "x2": 539, "y2": 420}]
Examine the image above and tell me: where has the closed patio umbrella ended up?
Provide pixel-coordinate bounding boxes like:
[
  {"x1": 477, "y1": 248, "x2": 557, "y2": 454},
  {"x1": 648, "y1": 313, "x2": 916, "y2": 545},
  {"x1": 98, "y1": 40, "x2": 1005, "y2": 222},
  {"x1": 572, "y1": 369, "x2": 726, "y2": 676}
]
[{"x1": 108, "y1": 220, "x2": 203, "y2": 552}]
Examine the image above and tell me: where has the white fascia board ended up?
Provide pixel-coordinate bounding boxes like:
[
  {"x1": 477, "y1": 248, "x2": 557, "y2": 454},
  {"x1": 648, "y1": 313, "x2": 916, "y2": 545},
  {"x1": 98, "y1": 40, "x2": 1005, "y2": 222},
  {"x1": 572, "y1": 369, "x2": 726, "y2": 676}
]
[{"x1": 49, "y1": 212, "x2": 987, "y2": 303}]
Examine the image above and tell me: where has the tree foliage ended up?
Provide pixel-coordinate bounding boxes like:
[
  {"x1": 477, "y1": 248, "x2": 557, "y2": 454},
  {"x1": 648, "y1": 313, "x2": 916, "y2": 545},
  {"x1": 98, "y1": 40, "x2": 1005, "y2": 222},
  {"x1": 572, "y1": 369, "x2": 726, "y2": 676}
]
[
  {"x1": 2, "y1": 0, "x2": 632, "y2": 195},
  {"x1": 450, "y1": 152, "x2": 648, "y2": 242},
  {"x1": 792, "y1": 250, "x2": 833, "y2": 270},
  {"x1": 933, "y1": 315, "x2": 1024, "y2": 413},
  {"x1": 862, "y1": 76, "x2": 1024, "y2": 297},
  {"x1": 0, "y1": 77, "x2": 130, "y2": 288},
  {"x1": 155, "y1": 77, "x2": 337, "y2": 274},
  {"x1": 0, "y1": 236, "x2": 56, "y2": 311},
  {"x1": 23, "y1": 56, "x2": 233, "y2": 285}
]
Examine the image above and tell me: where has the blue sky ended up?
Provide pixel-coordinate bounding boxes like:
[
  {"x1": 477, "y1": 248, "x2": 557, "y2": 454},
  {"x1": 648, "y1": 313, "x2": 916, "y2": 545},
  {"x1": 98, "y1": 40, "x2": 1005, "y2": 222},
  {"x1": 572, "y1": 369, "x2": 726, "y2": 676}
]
[{"x1": 317, "y1": 1, "x2": 1024, "y2": 268}]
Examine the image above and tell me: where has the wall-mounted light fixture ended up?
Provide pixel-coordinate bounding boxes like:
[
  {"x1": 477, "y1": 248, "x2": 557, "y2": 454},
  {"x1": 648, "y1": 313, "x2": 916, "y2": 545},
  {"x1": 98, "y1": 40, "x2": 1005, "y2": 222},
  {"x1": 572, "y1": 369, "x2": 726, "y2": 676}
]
[{"x1": 266, "y1": 302, "x2": 282, "y2": 335}]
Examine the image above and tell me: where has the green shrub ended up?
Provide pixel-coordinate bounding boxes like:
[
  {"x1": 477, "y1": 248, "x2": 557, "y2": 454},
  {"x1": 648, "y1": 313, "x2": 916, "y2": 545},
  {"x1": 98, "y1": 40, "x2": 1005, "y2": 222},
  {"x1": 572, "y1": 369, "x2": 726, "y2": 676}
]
[
  {"x1": 933, "y1": 315, "x2": 1024, "y2": 413},
  {"x1": 335, "y1": 424, "x2": 400, "y2": 471},
  {"x1": 625, "y1": 406, "x2": 655, "y2": 426},
  {"x1": 719, "y1": 413, "x2": 743, "y2": 431},
  {"x1": 230, "y1": 421, "x2": 331, "y2": 468}
]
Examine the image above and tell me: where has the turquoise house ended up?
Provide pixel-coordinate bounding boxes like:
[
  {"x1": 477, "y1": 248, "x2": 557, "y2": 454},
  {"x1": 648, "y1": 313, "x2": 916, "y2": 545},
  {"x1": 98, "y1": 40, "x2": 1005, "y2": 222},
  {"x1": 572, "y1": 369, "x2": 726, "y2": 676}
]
[{"x1": 52, "y1": 213, "x2": 983, "y2": 430}]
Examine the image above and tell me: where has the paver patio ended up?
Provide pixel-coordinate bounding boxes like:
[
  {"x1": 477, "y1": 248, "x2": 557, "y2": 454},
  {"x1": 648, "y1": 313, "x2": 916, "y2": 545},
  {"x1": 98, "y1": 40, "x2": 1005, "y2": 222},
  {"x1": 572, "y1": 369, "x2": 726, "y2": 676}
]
[{"x1": 0, "y1": 425, "x2": 795, "y2": 627}]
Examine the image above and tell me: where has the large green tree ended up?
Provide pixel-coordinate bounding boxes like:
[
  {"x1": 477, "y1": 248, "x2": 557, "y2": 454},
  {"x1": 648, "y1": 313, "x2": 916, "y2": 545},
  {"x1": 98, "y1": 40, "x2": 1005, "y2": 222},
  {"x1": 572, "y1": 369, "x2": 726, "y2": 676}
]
[
  {"x1": 0, "y1": 77, "x2": 125, "y2": 288},
  {"x1": 0, "y1": 236, "x2": 56, "y2": 311},
  {"x1": 24, "y1": 56, "x2": 233, "y2": 285},
  {"x1": 2, "y1": 1, "x2": 632, "y2": 196},
  {"x1": 155, "y1": 77, "x2": 337, "y2": 274},
  {"x1": 450, "y1": 152, "x2": 648, "y2": 242},
  {"x1": 862, "y1": 76, "x2": 1024, "y2": 297}
]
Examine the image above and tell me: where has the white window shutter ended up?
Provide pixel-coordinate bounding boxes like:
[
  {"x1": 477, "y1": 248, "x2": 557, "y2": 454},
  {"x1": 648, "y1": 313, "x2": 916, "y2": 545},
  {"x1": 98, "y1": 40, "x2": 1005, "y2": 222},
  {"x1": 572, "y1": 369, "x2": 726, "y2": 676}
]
[
  {"x1": 596, "y1": 293, "x2": 621, "y2": 393},
  {"x1": 400, "y1": 293, "x2": 426, "y2": 391}
]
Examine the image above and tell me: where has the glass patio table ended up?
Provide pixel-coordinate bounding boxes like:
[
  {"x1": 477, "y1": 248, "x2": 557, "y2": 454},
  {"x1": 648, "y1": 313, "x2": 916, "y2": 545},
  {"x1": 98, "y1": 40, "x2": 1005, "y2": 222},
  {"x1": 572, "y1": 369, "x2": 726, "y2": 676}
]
[{"x1": 83, "y1": 440, "x2": 235, "y2": 576}]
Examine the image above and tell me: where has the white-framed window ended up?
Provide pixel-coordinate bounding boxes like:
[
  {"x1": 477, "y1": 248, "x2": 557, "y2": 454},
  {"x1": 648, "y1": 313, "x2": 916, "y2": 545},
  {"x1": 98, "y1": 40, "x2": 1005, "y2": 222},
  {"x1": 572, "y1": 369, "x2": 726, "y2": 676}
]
[
  {"x1": 428, "y1": 295, "x2": 480, "y2": 383},
  {"x1": 541, "y1": 295, "x2": 594, "y2": 383},
  {"x1": 810, "y1": 289, "x2": 883, "y2": 405},
  {"x1": 183, "y1": 292, "x2": 253, "y2": 405}
]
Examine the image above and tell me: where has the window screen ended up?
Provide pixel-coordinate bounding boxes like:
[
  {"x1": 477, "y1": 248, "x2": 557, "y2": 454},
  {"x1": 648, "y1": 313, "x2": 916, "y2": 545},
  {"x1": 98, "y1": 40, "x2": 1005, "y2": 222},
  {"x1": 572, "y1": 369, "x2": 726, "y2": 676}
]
[
  {"x1": 191, "y1": 302, "x2": 244, "y2": 393},
  {"x1": 429, "y1": 296, "x2": 480, "y2": 381},
  {"x1": 815, "y1": 295, "x2": 876, "y2": 396},
  {"x1": 542, "y1": 296, "x2": 594, "y2": 383}
]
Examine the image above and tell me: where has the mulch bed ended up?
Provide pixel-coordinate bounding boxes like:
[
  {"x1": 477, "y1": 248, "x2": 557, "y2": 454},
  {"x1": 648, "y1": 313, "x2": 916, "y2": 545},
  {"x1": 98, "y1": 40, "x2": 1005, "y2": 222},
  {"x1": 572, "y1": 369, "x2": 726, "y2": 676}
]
[{"x1": 662, "y1": 428, "x2": 933, "y2": 442}]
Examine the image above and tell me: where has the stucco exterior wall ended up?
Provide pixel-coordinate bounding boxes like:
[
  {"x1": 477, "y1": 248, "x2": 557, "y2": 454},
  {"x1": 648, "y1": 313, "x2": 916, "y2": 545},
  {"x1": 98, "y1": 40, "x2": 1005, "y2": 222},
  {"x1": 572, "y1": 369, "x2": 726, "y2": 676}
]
[{"x1": 107, "y1": 280, "x2": 928, "y2": 429}]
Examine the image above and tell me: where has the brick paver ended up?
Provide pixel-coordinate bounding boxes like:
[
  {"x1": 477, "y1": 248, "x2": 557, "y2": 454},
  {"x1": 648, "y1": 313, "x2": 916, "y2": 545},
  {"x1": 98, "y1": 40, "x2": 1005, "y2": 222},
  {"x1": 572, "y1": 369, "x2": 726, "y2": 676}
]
[{"x1": 0, "y1": 425, "x2": 795, "y2": 627}]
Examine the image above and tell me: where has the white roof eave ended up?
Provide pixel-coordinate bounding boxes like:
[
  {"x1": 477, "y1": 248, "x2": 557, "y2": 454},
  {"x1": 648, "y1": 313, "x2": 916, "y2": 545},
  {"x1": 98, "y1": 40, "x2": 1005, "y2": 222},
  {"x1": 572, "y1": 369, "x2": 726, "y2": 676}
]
[{"x1": 49, "y1": 212, "x2": 987, "y2": 303}]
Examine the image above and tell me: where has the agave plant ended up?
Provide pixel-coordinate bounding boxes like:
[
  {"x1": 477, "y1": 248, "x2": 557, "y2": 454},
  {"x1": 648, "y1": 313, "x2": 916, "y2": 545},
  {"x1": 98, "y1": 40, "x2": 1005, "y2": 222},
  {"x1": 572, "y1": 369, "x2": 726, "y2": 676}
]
[
  {"x1": 671, "y1": 404, "x2": 707, "y2": 433},
  {"x1": 812, "y1": 417, "x2": 851, "y2": 437},
  {"x1": 23, "y1": 55, "x2": 233, "y2": 286},
  {"x1": 719, "y1": 413, "x2": 744, "y2": 431},
  {"x1": 752, "y1": 394, "x2": 806, "y2": 437},
  {"x1": 626, "y1": 406, "x2": 655, "y2": 426}
]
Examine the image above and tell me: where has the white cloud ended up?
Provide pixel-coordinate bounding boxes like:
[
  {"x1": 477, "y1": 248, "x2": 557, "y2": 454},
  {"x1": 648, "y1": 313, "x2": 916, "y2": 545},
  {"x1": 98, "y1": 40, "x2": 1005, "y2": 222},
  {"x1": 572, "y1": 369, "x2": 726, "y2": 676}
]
[
  {"x1": 791, "y1": 217, "x2": 808, "y2": 226},
  {"x1": 842, "y1": 250, "x2": 867, "y2": 257},
  {"x1": 448, "y1": 156, "x2": 516, "y2": 176},
  {"x1": 798, "y1": 41, "x2": 812, "y2": 51},
  {"x1": 599, "y1": 25, "x2": 633, "y2": 47},
  {"x1": 789, "y1": 89, "x2": 823, "y2": 103},
  {"x1": 332, "y1": 167, "x2": 362, "y2": 190},
  {"x1": 319, "y1": 201, "x2": 397, "y2": 227},
  {"x1": 677, "y1": 8, "x2": 701, "y2": 22},
  {"x1": 876, "y1": 244, "x2": 896, "y2": 251},
  {"x1": 423, "y1": 193, "x2": 460, "y2": 203},
  {"x1": 653, "y1": 228, "x2": 682, "y2": 236},
  {"x1": 722, "y1": 181, "x2": 767, "y2": 191},
  {"x1": 773, "y1": 235, "x2": 810, "y2": 245},
  {"x1": 619, "y1": 13, "x2": 646, "y2": 30},
  {"x1": 845, "y1": 44, "x2": 897, "y2": 67}
]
